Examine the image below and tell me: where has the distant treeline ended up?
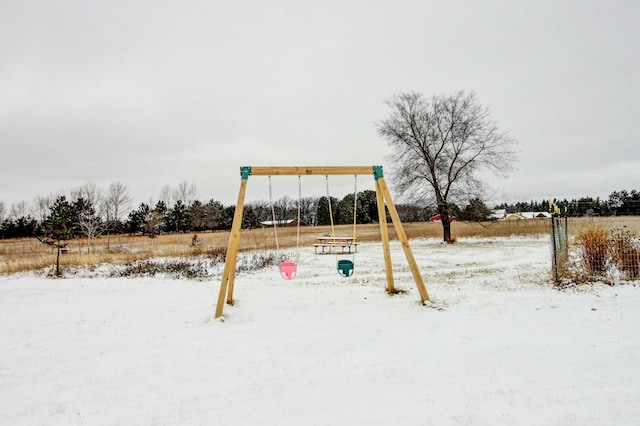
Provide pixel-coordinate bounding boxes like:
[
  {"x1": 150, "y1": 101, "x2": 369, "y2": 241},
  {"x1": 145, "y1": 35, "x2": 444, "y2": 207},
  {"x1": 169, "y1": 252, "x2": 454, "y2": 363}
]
[
  {"x1": 495, "y1": 190, "x2": 640, "y2": 217},
  {"x1": 0, "y1": 190, "x2": 385, "y2": 240},
  {"x1": 1, "y1": 188, "x2": 639, "y2": 240}
]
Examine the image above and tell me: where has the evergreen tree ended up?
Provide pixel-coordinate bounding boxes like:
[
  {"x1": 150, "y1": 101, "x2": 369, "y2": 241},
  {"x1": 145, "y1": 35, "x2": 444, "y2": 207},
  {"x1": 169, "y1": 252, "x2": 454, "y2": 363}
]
[
  {"x1": 337, "y1": 194, "x2": 356, "y2": 225},
  {"x1": 219, "y1": 206, "x2": 235, "y2": 230},
  {"x1": 1, "y1": 216, "x2": 39, "y2": 239},
  {"x1": 316, "y1": 196, "x2": 339, "y2": 226},
  {"x1": 242, "y1": 205, "x2": 259, "y2": 229},
  {"x1": 395, "y1": 204, "x2": 425, "y2": 223},
  {"x1": 204, "y1": 199, "x2": 224, "y2": 230},
  {"x1": 167, "y1": 200, "x2": 190, "y2": 232},
  {"x1": 357, "y1": 190, "x2": 379, "y2": 224},
  {"x1": 188, "y1": 200, "x2": 207, "y2": 231},
  {"x1": 460, "y1": 198, "x2": 492, "y2": 221},
  {"x1": 39, "y1": 196, "x2": 74, "y2": 275},
  {"x1": 127, "y1": 203, "x2": 151, "y2": 234}
]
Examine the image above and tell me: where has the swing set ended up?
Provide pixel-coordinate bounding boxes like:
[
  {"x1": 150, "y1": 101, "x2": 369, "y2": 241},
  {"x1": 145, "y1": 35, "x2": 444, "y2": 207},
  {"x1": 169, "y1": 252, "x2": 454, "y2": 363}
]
[
  {"x1": 214, "y1": 166, "x2": 430, "y2": 319},
  {"x1": 268, "y1": 173, "x2": 357, "y2": 279}
]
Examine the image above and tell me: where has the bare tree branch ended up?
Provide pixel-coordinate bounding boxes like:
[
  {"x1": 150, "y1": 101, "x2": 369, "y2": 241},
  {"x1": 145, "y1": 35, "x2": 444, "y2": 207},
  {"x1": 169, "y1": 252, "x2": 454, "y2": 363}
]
[
  {"x1": 173, "y1": 181, "x2": 198, "y2": 207},
  {"x1": 377, "y1": 90, "x2": 517, "y2": 242}
]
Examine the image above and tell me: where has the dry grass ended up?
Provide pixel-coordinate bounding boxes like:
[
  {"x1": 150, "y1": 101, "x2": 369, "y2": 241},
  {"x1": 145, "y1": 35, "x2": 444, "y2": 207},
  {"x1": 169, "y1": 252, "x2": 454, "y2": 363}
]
[
  {"x1": 578, "y1": 226, "x2": 610, "y2": 276},
  {"x1": 568, "y1": 216, "x2": 640, "y2": 235},
  {"x1": 608, "y1": 227, "x2": 640, "y2": 280},
  {"x1": 2, "y1": 217, "x2": 640, "y2": 275},
  {"x1": 571, "y1": 220, "x2": 640, "y2": 281}
]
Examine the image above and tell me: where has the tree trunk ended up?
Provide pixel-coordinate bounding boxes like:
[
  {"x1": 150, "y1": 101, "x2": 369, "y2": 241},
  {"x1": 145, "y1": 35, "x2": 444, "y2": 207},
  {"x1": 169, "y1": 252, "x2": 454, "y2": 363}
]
[
  {"x1": 438, "y1": 206, "x2": 453, "y2": 243},
  {"x1": 441, "y1": 219, "x2": 452, "y2": 243}
]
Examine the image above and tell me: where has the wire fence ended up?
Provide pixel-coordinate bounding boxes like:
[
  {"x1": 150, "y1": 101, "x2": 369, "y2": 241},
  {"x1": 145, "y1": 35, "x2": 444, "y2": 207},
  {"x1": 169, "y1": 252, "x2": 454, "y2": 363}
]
[{"x1": 551, "y1": 216, "x2": 640, "y2": 284}]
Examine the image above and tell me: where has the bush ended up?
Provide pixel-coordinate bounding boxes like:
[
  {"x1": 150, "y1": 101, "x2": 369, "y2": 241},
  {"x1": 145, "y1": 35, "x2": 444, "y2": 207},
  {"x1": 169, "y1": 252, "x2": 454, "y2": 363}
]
[
  {"x1": 236, "y1": 251, "x2": 292, "y2": 272},
  {"x1": 577, "y1": 225, "x2": 640, "y2": 282},
  {"x1": 113, "y1": 258, "x2": 210, "y2": 279},
  {"x1": 609, "y1": 228, "x2": 640, "y2": 280},
  {"x1": 204, "y1": 246, "x2": 227, "y2": 262},
  {"x1": 578, "y1": 226, "x2": 609, "y2": 276}
]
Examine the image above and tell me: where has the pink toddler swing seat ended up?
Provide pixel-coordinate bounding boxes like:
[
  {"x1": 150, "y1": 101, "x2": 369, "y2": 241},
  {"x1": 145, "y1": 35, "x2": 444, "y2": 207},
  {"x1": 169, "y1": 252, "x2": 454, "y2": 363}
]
[{"x1": 280, "y1": 261, "x2": 297, "y2": 280}]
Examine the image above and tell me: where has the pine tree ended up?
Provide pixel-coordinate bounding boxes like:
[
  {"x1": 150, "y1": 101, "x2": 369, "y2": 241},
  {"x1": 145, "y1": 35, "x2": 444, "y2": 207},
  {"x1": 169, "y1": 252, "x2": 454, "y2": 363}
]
[
  {"x1": 39, "y1": 196, "x2": 74, "y2": 276},
  {"x1": 460, "y1": 198, "x2": 492, "y2": 222}
]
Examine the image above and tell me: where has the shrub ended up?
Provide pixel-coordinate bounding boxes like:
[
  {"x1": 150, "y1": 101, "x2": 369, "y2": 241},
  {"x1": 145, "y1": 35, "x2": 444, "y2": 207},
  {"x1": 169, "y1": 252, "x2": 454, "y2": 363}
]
[
  {"x1": 204, "y1": 246, "x2": 227, "y2": 262},
  {"x1": 113, "y1": 258, "x2": 210, "y2": 279},
  {"x1": 578, "y1": 226, "x2": 609, "y2": 276},
  {"x1": 609, "y1": 228, "x2": 640, "y2": 280},
  {"x1": 236, "y1": 251, "x2": 291, "y2": 272}
]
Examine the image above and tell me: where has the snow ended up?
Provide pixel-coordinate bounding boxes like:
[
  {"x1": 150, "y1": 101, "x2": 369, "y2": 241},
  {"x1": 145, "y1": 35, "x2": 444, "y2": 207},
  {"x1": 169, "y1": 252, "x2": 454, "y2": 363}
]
[{"x1": 1, "y1": 236, "x2": 639, "y2": 425}]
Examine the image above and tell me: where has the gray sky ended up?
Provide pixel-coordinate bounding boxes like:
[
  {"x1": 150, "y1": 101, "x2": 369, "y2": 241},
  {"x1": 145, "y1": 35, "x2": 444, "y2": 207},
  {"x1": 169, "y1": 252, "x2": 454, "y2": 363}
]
[{"x1": 1, "y1": 0, "x2": 638, "y2": 211}]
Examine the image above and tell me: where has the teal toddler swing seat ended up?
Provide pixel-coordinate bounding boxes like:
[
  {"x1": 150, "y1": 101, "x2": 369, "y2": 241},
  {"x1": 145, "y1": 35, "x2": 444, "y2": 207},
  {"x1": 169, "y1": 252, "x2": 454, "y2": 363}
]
[
  {"x1": 337, "y1": 259, "x2": 354, "y2": 277},
  {"x1": 326, "y1": 174, "x2": 358, "y2": 278}
]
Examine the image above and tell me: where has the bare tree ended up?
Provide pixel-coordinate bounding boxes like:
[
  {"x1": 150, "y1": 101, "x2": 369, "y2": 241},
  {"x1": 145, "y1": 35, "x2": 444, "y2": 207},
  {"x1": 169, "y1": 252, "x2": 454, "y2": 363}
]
[
  {"x1": 32, "y1": 195, "x2": 54, "y2": 225},
  {"x1": 101, "y1": 182, "x2": 132, "y2": 251},
  {"x1": 71, "y1": 181, "x2": 103, "y2": 210},
  {"x1": 0, "y1": 201, "x2": 5, "y2": 223},
  {"x1": 105, "y1": 182, "x2": 131, "y2": 222},
  {"x1": 9, "y1": 201, "x2": 28, "y2": 219},
  {"x1": 377, "y1": 90, "x2": 517, "y2": 242},
  {"x1": 143, "y1": 211, "x2": 164, "y2": 237},
  {"x1": 173, "y1": 181, "x2": 198, "y2": 207},
  {"x1": 103, "y1": 182, "x2": 131, "y2": 231},
  {"x1": 70, "y1": 182, "x2": 108, "y2": 252},
  {"x1": 76, "y1": 202, "x2": 108, "y2": 253},
  {"x1": 299, "y1": 197, "x2": 317, "y2": 226},
  {"x1": 159, "y1": 185, "x2": 174, "y2": 209},
  {"x1": 273, "y1": 195, "x2": 296, "y2": 221}
]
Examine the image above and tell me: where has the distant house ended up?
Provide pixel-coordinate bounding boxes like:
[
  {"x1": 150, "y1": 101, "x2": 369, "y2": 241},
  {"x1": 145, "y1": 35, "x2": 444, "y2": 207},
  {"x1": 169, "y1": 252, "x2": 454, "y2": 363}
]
[
  {"x1": 506, "y1": 212, "x2": 552, "y2": 220},
  {"x1": 490, "y1": 209, "x2": 507, "y2": 220},
  {"x1": 259, "y1": 219, "x2": 298, "y2": 227},
  {"x1": 429, "y1": 214, "x2": 456, "y2": 223}
]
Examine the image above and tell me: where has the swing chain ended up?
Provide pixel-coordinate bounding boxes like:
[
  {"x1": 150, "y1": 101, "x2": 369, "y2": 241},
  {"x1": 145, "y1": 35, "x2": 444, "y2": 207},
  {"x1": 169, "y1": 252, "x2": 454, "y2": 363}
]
[{"x1": 268, "y1": 176, "x2": 279, "y2": 251}]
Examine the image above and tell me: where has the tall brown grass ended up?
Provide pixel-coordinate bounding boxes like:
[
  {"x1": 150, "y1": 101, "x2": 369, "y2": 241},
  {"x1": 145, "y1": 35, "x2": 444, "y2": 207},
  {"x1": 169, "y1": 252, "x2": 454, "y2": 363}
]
[
  {"x1": 576, "y1": 222, "x2": 640, "y2": 280},
  {"x1": 2, "y1": 217, "x2": 639, "y2": 275},
  {"x1": 609, "y1": 227, "x2": 640, "y2": 280},
  {"x1": 578, "y1": 226, "x2": 610, "y2": 275}
]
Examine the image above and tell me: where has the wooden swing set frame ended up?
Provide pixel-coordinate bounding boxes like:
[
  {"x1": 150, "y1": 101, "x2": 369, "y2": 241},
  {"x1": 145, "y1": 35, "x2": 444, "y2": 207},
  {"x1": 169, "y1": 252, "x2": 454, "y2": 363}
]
[{"x1": 214, "y1": 166, "x2": 430, "y2": 318}]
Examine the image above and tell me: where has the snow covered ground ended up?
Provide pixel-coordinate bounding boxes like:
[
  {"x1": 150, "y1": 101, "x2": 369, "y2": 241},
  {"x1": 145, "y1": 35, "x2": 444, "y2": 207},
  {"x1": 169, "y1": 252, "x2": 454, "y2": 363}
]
[{"x1": 2, "y1": 236, "x2": 639, "y2": 425}]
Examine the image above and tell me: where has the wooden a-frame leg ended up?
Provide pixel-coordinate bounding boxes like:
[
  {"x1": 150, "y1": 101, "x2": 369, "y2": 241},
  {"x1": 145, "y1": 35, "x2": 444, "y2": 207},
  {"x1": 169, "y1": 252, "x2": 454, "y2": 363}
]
[
  {"x1": 215, "y1": 177, "x2": 248, "y2": 318},
  {"x1": 375, "y1": 179, "x2": 395, "y2": 293},
  {"x1": 377, "y1": 177, "x2": 430, "y2": 303}
]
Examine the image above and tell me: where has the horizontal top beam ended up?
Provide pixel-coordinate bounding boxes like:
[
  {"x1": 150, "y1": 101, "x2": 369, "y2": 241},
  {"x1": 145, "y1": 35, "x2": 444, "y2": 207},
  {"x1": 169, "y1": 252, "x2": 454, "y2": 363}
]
[{"x1": 244, "y1": 166, "x2": 380, "y2": 177}]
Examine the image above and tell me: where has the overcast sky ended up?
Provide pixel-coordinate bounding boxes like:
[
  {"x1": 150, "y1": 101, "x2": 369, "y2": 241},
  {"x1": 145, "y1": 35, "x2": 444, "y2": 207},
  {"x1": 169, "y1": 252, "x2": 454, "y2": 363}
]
[{"x1": 1, "y1": 0, "x2": 638, "y2": 211}]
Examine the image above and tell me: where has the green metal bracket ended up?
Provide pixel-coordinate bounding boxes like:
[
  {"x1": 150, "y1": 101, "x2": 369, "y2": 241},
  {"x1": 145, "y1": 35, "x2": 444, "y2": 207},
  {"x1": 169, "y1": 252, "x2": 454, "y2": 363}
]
[
  {"x1": 240, "y1": 166, "x2": 252, "y2": 179},
  {"x1": 373, "y1": 165, "x2": 384, "y2": 180}
]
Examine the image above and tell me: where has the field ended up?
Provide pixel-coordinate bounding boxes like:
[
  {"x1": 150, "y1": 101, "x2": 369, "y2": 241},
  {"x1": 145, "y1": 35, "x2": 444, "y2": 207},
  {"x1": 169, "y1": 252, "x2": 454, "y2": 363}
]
[
  {"x1": 5, "y1": 217, "x2": 640, "y2": 275},
  {"x1": 0, "y1": 234, "x2": 640, "y2": 426},
  {"x1": 1, "y1": 219, "x2": 640, "y2": 424}
]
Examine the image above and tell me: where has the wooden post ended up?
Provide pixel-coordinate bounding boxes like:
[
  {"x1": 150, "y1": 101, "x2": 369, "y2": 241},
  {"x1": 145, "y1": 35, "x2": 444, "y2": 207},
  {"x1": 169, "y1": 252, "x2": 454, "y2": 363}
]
[
  {"x1": 215, "y1": 173, "x2": 249, "y2": 318},
  {"x1": 376, "y1": 176, "x2": 431, "y2": 303},
  {"x1": 375, "y1": 178, "x2": 395, "y2": 293}
]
